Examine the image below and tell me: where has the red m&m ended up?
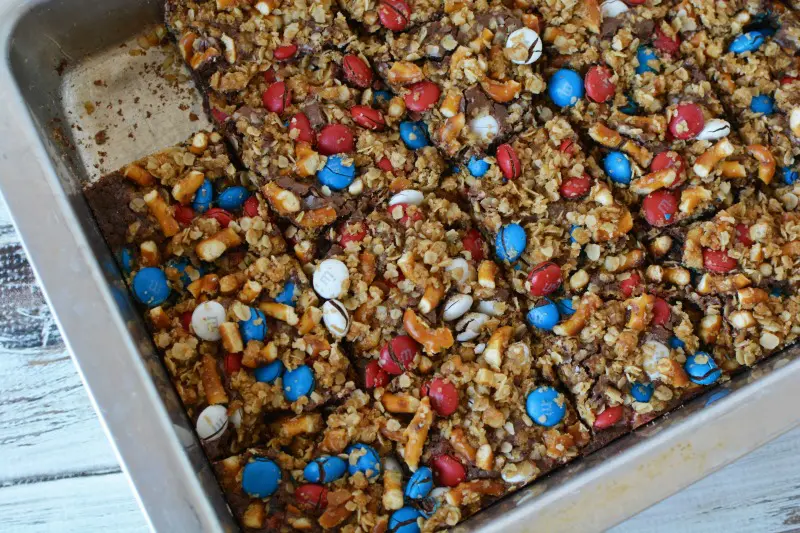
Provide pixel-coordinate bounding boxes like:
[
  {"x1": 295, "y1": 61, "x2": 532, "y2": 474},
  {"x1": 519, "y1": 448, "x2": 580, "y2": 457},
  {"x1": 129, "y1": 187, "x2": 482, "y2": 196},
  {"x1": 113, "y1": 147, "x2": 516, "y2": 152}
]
[
  {"x1": 703, "y1": 249, "x2": 737, "y2": 273},
  {"x1": 263, "y1": 81, "x2": 291, "y2": 114},
  {"x1": 584, "y1": 65, "x2": 616, "y2": 103},
  {"x1": 651, "y1": 297, "x2": 671, "y2": 326},
  {"x1": 289, "y1": 113, "x2": 315, "y2": 144},
  {"x1": 338, "y1": 221, "x2": 368, "y2": 247},
  {"x1": 642, "y1": 189, "x2": 678, "y2": 227},
  {"x1": 527, "y1": 261, "x2": 562, "y2": 297},
  {"x1": 365, "y1": 360, "x2": 389, "y2": 389},
  {"x1": 295, "y1": 484, "x2": 328, "y2": 510},
  {"x1": 317, "y1": 124, "x2": 355, "y2": 155},
  {"x1": 620, "y1": 272, "x2": 641, "y2": 297},
  {"x1": 174, "y1": 205, "x2": 195, "y2": 225},
  {"x1": 651, "y1": 151, "x2": 686, "y2": 183},
  {"x1": 342, "y1": 54, "x2": 373, "y2": 88},
  {"x1": 379, "y1": 335, "x2": 420, "y2": 375},
  {"x1": 593, "y1": 405, "x2": 624, "y2": 429},
  {"x1": 668, "y1": 103, "x2": 704, "y2": 140},
  {"x1": 461, "y1": 228, "x2": 485, "y2": 261},
  {"x1": 273, "y1": 44, "x2": 298, "y2": 61},
  {"x1": 243, "y1": 196, "x2": 260, "y2": 218},
  {"x1": 653, "y1": 27, "x2": 681, "y2": 55},
  {"x1": 559, "y1": 174, "x2": 593, "y2": 199},
  {"x1": 205, "y1": 208, "x2": 235, "y2": 228},
  {"x1": 404, "y1": 81, "x2": 441, "y2": 112},
  {"x1": 378, "y1": 0, "x2": 411, "y2": 31},
  {"x1": 497, "y1": 144, "x2": 521, "y2": 180},
  {"x1": 423, "y1": 378, "x2": 459, "y2": 417},
  {"x1": 224, "y1": 353, "x2": 243, "y2": 375},
  {"x1": 736, "y1": 224, "x2": 753, "y2": 246},
  {"x1": 431, "y1": 455, "x2": 466, "y2": 487},
  {"x1": 351, "y1": 105, "x2": 386, "y2": 131}
]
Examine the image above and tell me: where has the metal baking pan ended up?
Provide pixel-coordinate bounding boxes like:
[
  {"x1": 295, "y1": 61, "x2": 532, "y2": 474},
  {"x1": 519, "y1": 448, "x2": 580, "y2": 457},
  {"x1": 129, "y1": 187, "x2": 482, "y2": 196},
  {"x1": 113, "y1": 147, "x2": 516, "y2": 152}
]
[{"x1": 0, "y1": 0, "x2": 799, "y2": 531}]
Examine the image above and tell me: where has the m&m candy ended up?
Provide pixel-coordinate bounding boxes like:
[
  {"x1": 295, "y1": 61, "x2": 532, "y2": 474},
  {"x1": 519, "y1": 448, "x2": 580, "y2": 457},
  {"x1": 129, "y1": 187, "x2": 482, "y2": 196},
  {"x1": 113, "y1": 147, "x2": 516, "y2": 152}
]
[
  {"x1": 346, "y1": 443, "x2": 382, "y2": 480},
  {"x1": 283, "y1": 365, "x2": 315, "y2": 401},
  {"x1": 254, "y1": 360, "x2": 285, "y2": 383},
  {"x1": 729, "y1": 32, "x2": 765, "y2": 54},
  {"x1": 304, "y1": 455, "x2": 347, "y2": 484},
  {"x1": 399, "y1": 121, "x2": 430, "y2": 149},
  {"x1": 635, "y1": 46, "x2": 659, "y2": 74},
  {"x1": 242, "y1": 457, "x2": 281, "y2": 498},
  {"x1": 526, "y1": 386, "x2": 566, "y2": 427},
  {"x1": 192, "y1": 179, "x2": 213, "y2": 213},
  {"x1": 342, "y1": 54, "x2": 373, "y2": 88},
  {"x1": 216, "y1": 186, "x2": 249, "y2": 211},
  {"x1": 750, "y1": 94, "x2": 774, "y2": 115},
  {"x1": 405, "y1": 467, "x2": 434, "y2": 499},
  {"x1": 379, "y1": 335, "x2": 420, "y2": 374},
  {"x1": 604, "y1": 151, "x2": 632, "y2": 184},
  {"x1": 584, "y1": 65, "x2": 615, "y2": 103},
  {"x1": 526, "y1": 299, "x2": 560, "y2": 331},
  {"x1": 132, "y1": 267, "x2": 170, "y2": 307},
  {"x1": 527, "y1": 261, "x2": 562, "y2": 297},
  {"x1": 318, "y1": 124, "x2": 355, "y2": 155},
  {"x1": 239, "y1": 307, "x2": 268, "y2": 343},
  {"x1": 495, "y1": 223, "x2": 526, "y2": 263},
  {"x1": 467, "y1": 156, "x2": 490, "y2": 177},
  {"x1": 496, "y1": 144, "x2": 521, "y2": 179},
  {"x1": 631, "y1": 382, "x2": 654, "y2": 402},
  {"x1": 430, "y1": 454, "x2": 466, "y2": 487},
  {"x1": 685, "y1": 352, "x2": 722, "y2": 385},
  {"x1": 317, "y1": 155, "x2": 357, "y2": 190},
  {"x1": 642, "y1": 189, "x2": 678, "y2": 227},
  {"x1": 548, "y1": 69, "x2": 584, "y2": 107},
  {"x1": 389, "y1": 507, "x2": 422, "y2": 533}
]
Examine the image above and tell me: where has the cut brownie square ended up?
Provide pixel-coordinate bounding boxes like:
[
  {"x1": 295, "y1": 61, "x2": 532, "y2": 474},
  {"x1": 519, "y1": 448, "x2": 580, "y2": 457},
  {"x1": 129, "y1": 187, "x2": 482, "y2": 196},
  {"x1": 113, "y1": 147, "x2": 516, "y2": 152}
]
[
  {"x1": 541, "y1": 292, "x2": 708, "y2": 437},
  {"x1": 83, "y1": 131, "x2": 356, "y2": 459},
  {"x1": 359, "y1": 3, "x2": 549, "y2": 162},
  {"x1": 165, "y1": 0, "x2": 356, "y2": 94}
]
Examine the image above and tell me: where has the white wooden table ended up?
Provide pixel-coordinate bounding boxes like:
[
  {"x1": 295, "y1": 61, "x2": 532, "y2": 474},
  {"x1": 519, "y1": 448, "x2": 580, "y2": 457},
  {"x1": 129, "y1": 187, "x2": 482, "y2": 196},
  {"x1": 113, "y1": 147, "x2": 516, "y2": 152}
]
[{"x1": 1, "y1": 198, "x2": 799, "y2": 533}]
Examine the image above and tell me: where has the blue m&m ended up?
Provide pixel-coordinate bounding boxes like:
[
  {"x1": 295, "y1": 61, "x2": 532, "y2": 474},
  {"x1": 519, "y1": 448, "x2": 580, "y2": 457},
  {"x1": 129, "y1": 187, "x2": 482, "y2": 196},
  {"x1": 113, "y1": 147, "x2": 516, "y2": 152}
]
[
  {"x1": 750, "y1": 95, "x2": 774, "y2": 115},
  {"x1": 526, "y1": 299, "x2": 560, "y2": 331},
  {"x1": 216, "y1": 186, "x2": 249, "y2": 211},
  {"x1": 729, "y1": 32, "x2": 765, "y2": 54},
  {"x1": 495, "y1": 223, "x2": 527, "y2": 263},
  {"x1": 668, "y1": 336, "x2": 686, "y2": 349},
  {"x1": 317, "y1": 155, "x2": 356, "y2": 190},
  {"x1": 346, "y1": 443, "x2": 382, "y2": 480},
  {"x1": 239, "y1": 308, "x2": 268, "y2": 343},
  {"x1": 405, "y1": 466, "x2": 434, "y2": 500},
  {"x1": 556, "y1": 298, "x2": 575, "y2": 317},
  {"x1": 684, "y1": 352, "x2": 722, "y2": 385},
  {"x1": 467, "y1": 156, "x2": 490, "y2": 177},
  {"x1": 304, "y1": 455, "x2": 347, "y2": 484},
  {"x1": 192, "y1": 178, "x2": 213, "y2": 213},
  {"x1": 389, "y1": 507, "x2": 422, "y2": 533},
  {"x1": 283, "y1": 365, "x2": 315, "y2": 401},
  {"x1": 620, "y1": 94, "x2": 639, "y2": 115},
  {"x1": 242, "y1": 457, "x2": 281, "y2": 498},
  {"x1": 399, "y1": 121, "x2": 430, "y2": 149},
  {"x1": 165, "y1": 257, "x2": 195, "y2": 287},
  {"x1": 548, "y1": 69, "x2": 584, "y2": 107},
  {"x1": 630, "y1": 382, "x2": 654, "y2": 403},
  {"x1": 254, "y1": 360, "x2": 284, "y2": 384},
  {"x1": 782, "y1": 167, "x2": 798, "y2": 185},
  {"x1": 132, "y1": 267, "x2": 170, "y2": 307},
  {"x1": 526, "y1": 386, "x2": 566, "y2": 427},
  {"x1": 373, "y1": 90, "x2": 392, "y2": 106},
  {"x1": 119, "y1": 248, "x2": 134, "y2": 274},
  {"x1": 635, "y1": 47, "x2": 659, "y2": 74},
  {"x1": 275, "y1": 281, "x2": 297, "y2": 306},
  {"x1": 604, "y1": 151, "x2": 632, "y2": 184}
]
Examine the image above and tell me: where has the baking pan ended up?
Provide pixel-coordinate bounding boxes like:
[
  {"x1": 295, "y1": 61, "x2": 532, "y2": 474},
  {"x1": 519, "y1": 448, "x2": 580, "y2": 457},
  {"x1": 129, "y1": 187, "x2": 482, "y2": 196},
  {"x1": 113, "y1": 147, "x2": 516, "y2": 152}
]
[{"x1": 0, "y1": 0, "x2": 799, "y2": 532}]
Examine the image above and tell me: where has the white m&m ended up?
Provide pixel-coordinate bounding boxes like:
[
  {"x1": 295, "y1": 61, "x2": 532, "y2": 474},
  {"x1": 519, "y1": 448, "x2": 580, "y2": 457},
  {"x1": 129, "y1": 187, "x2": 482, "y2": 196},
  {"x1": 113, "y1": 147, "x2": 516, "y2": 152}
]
[
  {"x1": 313, "y1": 259, "x2": 350, "y2": 300},
  {"x1": 195, "y1": 404, "x2": 229, "y2": 442},
  {"x1": 191, "y1": 301, "x2": 227, "y2": 341}
]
